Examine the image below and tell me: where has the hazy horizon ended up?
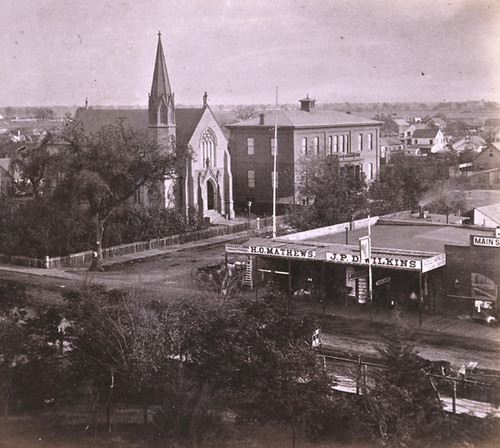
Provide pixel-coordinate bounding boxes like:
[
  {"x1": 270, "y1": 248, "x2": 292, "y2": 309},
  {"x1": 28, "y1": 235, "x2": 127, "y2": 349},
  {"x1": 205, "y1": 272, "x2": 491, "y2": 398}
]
[{"x1": 2, "y1": 0, "x2": 499, "y2": 108}]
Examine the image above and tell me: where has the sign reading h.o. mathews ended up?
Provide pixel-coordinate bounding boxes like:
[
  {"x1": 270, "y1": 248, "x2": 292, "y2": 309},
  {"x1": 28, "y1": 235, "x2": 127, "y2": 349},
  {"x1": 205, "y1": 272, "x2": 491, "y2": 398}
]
[
  {"x1": 471, "y1": 235, "x2": 500, "y2": 247},
  {"x1": 249, "y1": 245, "x2": 316, "y2": 259}
]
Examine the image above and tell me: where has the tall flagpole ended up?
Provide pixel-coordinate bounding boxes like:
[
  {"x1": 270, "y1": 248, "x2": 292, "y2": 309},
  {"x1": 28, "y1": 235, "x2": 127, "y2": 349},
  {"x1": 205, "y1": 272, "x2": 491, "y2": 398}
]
[{"x1": 273, "y1": 86, "x2": 278, "y2": 238}]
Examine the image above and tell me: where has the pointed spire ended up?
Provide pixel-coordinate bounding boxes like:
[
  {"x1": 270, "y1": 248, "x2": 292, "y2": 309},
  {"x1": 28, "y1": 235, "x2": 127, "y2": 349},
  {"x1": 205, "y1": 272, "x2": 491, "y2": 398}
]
[{"x1": 150, "y1": 32, "x2": 172, "y2": 100}]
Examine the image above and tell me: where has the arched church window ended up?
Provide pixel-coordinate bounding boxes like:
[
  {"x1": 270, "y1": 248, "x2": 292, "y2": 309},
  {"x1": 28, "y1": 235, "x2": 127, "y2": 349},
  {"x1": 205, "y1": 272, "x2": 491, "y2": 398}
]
[{"x1": 200, "y1": 129, "x2": 217, "y2": 168}]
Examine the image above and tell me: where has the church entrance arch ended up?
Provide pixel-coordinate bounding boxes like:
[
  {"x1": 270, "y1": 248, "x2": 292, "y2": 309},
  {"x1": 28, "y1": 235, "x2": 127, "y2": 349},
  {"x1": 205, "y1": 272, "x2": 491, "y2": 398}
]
[{"x1": 207, "y1": 180, "x2": 215, "y2": 210}]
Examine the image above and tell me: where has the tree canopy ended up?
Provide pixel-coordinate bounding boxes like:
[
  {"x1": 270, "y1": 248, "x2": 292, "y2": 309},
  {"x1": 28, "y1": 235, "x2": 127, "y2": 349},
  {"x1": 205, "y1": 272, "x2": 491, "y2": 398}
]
[{"x1": 289, "y1": 155, "x2": 368, "y2": 230}]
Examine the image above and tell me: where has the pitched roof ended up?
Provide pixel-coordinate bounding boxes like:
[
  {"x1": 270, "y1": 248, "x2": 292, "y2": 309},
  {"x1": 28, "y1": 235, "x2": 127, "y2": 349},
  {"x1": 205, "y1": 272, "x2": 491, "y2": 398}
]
[
  {"x1": 175, "y1": 108, "x2": 205, "y2": 146},
  {"x1": 475, "y1": 202, "x2": 500, "y2": 224},
  {"x1": 380, "y1": 137, "x2": 402, "y2": 146},
  {"x1": 392, "y1": 118, "x2": 410, "y2": 126},
  {"x1": 72, "y1": 107, "x2": 208, "y2": 147},
  {"x1": 412, "y1": 129, "x2": 439, "y2": 139},
  {"x1": 73, "y1": 108, "x2": 149, "y2": 134},
  {"x1": 227, "y1": 109, "x2": 381, "y2": 129},
  {"x1": 451, "y1": 136, "x2": 486, "y2": 151}
]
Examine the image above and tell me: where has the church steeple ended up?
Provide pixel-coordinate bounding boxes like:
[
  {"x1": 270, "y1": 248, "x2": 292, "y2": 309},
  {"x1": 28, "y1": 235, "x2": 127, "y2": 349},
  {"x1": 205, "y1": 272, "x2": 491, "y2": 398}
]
[{"x1": 149, "y1": 32, "x2": 175, "y2": 130}]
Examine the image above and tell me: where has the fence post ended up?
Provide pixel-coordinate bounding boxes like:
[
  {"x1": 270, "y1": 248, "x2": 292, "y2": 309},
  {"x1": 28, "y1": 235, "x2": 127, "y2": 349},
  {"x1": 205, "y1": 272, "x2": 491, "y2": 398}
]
[
  {"x1": 356, "y1": 355, "x2": 363, "y2": 395},
  {"x1": 452, "y1": 380, "x2": 457, "y2": 414}
]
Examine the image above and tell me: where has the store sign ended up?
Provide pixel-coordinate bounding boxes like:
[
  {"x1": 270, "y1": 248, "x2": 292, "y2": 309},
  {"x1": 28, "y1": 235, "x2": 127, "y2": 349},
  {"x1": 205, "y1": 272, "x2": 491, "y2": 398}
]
[
  {"x1": 226, "y1": 244, "x2": 244, "y2": 254},
  {"x1": 349, "y1": 270, "x2": 366, "y2": 280},
  {"x1": 472, "y1": 235, "x2": 500, "y2": 247},
  {"x1": 421, "y1": 254, "x2": 446, "y2": 273},
  {"x1": 249, "y1": 245, "x2": 316, "y2": 259},
  {"x1": 326, "y1": 252, "x2": 421, "y2": 270},
  {"x1": 376, "y1": 277, "x2": 391, "y2": 286}
]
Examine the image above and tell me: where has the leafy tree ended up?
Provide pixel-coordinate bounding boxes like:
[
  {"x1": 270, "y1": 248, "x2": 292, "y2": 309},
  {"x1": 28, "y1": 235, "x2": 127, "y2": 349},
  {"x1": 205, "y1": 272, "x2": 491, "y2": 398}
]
[
  {"x1": 10, "y1": 132, "x2": 55, "y2": 200},
  {"x1": 362, "y1": 324, "x2": 443, "y2": 446},
  {"x1": 58, "y1": 121, "x2": 187, "y2": 270},
  {"x1": 369, "y1": 153, "x2": 444, "y2": 214},
  {"x1": 233, "y1": 105, "x2": 256, "y2": 121},
  {"x1": 289, "y1": 155, "x2": 367, "y2": 230},
  {"x1": 34, "y1": 107, "x2": 56, "y2": 120}
]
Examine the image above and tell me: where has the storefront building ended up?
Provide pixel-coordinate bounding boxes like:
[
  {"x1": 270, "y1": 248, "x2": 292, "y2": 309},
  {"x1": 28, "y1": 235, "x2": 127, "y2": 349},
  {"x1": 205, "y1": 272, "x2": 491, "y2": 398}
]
[{"x1": 226, "y1": 216, "x2": 496, "y2": 315}]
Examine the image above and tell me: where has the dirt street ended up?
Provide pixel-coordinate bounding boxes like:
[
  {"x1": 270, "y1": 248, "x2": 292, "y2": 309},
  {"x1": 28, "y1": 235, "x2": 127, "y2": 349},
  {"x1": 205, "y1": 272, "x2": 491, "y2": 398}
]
[{"x1": 0, "y1": 241, "x2": 499, "y2": 372}]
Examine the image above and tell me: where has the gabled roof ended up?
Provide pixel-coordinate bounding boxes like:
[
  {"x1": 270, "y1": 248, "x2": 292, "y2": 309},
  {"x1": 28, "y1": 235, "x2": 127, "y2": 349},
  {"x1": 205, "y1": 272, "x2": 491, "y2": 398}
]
[
  {"x1": 176, "y1": 108, "x2": 205, "y2": 146},
  {"x1": 412, "y1": 128, "x2": 439, "y2": 139},
  {"x1": 227, "y1": 109, "x2": 381, "y2": 129},
  {"x1": 392, "y1": 118, "x2": 410, "y2": 126},
  {"x1": 452, "y1": 136, "x2": 486, "y2": 151},
  {"x1": 72, "y1": 107, "x2": 210, "y2": 147},
  {"x1": 73, "y1": 108, "x2": 149, "y2": 134},
  {"x1": 0, "y1": 159, "x2": 12, "y2": 174},
  {"x1": 380, "y1": 137, "x2": 402, "y2": 146},
  {"x1": 473, "y1": 142, "x2": 500, "y2": 159},
  {"x1": 475, "y1": 202, "x2": 500, "y2": 224}
]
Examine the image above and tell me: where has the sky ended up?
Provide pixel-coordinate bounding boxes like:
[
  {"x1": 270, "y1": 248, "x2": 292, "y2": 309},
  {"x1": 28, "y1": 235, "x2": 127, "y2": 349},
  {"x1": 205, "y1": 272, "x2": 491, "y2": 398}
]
[{"x1": 1, "y1": 0, "x2": 499, "y2": 107}]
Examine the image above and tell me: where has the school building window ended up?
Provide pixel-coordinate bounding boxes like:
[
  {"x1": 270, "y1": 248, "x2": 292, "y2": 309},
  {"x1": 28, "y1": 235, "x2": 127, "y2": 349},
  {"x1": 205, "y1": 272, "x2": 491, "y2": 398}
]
[
  {"x1": 302, "y1": 137, "x2": 308, "y2": 155},
  {"x1": 327, "y1": 136, "x2": 333, "y2": 155},
  {"x1": 368, "y1": 163, "x2": 374, "y2": 180},
  {"x1": 333, "y1": 135, "x2": 338, "y2": 152},
  {"x1": 248, "y1": 170, "x2": 255, "y2": 188},
  {"x1": 247, "y1": 138, "x2": 254, "y2": 155},
  {"x1": 358, "y1": 134, "x2": 363, "y2": 151},
  {"x1": 368, "y1": 133, "x2": 373, "y2": 150},
  {"x1": 339, "y1": 135, "x2": 345, "y2": 152},
  {"x1": 313, "y1": 137, "x2": 320, "y2": 154}
]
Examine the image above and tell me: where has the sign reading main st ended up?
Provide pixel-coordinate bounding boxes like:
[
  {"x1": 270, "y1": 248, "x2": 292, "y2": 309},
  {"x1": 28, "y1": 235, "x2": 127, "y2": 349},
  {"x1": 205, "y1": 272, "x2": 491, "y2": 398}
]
[{"x1": 472, "y1": 235, "x2": 500, "y2": 247}]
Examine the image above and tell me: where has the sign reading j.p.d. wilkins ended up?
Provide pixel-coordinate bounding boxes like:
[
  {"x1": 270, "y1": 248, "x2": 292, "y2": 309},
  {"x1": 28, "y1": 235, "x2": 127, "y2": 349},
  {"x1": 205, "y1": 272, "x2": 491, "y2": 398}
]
[
  {"x1": 326, "y1": 252, "x2": 421, "y2": 270},
  {"x1": 472, "y1": 236, "x2": 500, "y2": 247},
  {"x1": 249, "y1": 245, "x2": 316, "y2": 259}
]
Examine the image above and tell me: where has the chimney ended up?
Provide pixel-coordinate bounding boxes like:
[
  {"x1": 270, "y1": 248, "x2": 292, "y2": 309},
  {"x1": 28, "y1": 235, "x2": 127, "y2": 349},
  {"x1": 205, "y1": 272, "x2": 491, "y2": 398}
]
[
  {"x1": 259, "y1": 113, "x2": 265, "y2": 125},
  {"x1": 299, "y1": 94, "x2": 316, "y2": 112},
  {"x1": 203, "y1": 92, "x2": 208, "y2": 108}
]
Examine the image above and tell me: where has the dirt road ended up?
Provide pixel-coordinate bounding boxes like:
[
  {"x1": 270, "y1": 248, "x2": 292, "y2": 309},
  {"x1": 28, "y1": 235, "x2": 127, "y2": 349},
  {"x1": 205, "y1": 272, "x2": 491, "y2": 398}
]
[{"x1": 1, "y1": 241, "x2": 499, "y2": 372}]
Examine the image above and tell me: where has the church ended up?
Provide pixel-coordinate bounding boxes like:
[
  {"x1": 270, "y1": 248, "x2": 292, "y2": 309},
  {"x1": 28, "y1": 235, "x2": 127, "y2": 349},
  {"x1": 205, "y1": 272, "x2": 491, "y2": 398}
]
[{"x1": 74, "y1": 33, "x2": 234, "y2": 220}]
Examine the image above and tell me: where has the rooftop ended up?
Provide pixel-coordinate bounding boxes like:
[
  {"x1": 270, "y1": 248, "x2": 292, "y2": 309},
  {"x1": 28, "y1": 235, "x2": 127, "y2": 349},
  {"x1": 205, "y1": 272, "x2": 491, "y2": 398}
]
[
  {"x1": 227, "y1": 109, "x2": 382, "y2": 129},
  {"x1": 307, "y1": 223, "x2": 492, "y2": 253}
]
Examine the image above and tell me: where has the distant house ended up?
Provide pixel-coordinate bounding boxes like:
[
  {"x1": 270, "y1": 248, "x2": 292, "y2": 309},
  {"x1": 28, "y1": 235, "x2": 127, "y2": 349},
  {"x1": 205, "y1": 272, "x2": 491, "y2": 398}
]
[
  {"x1": 425, "y1": 117, "x2": 446, "y2": 130},
  {"x1": 473, "y1": 202, "x2": 500, "y2": 227},
  {"x1": 407, "y1": 128, "x2": 446, "y2": 155},
  {"x1": 380, "y1": 137, "x2": 404, "y2": 164},
  {"x1": 452, "y1": 135, "x2": 486, "y2": 153},
  {"x1": 390, "y1": 118, "x2": 411, "y2": 140},
  {"x1": 0, "y1": 159, "x2": 14, "y2": 200},
  {"x1": 472, "y1": 143, "x2": 500, "y2": 171}
]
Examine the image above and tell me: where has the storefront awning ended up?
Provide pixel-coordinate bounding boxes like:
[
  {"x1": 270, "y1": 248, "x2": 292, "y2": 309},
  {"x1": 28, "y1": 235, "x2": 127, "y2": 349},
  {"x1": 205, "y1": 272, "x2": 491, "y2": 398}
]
[{"x1": 226, "y1": 238, "x2": 446, "y2": 273}]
